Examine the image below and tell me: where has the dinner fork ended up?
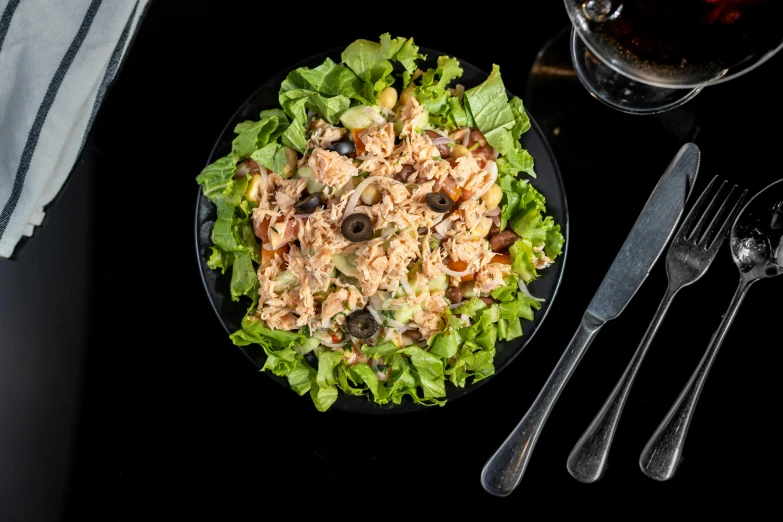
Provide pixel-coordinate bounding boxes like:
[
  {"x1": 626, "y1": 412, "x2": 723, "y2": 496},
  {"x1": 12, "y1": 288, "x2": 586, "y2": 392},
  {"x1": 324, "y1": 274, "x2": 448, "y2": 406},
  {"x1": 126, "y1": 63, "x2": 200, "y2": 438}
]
[{"x1": 566, "y1": 175, "x2": 747, "y2": 484}]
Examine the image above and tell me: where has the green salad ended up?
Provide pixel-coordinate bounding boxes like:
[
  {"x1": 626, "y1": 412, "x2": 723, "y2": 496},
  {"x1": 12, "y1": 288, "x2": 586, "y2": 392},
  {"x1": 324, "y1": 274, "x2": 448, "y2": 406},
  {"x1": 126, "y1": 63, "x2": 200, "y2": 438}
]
[{"x1": 196, "y1": 34, "x2": 564, "y2": 412}]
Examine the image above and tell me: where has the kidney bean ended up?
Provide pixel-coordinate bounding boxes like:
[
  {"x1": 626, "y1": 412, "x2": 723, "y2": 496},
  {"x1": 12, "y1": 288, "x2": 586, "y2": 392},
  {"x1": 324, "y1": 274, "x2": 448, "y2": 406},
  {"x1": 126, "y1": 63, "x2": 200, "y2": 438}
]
[
  {"x1": 396, "y1": 164, "x2": 415, "y2": 182},
  {"x1": 489, "y1": 230, "x2": 520, "y2": 252},
  {"x1": 425, "y1": 130, "x2": 451, "y2": 158},
  {"x1": 406, "y1": 329, "x2": 424, "y2": 342},
  {"x1": 445, "y1": 286, "x2": 463, "y2": 304}
]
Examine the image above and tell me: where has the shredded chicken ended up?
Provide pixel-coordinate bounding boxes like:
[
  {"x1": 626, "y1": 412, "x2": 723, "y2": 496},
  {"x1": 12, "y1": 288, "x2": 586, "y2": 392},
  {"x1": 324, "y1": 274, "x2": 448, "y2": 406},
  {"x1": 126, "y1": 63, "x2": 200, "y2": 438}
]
[
  {"x1": 358, "y1": 123, "x2": 396, "y2": 158},
  {"x1": 241, "y1": 91, "x2": 554, "y2": 353},
  {"x1": 475, "y1": 262, "x2": 512, "y2": 294},
  {"x1": 308, "y1": 148, "x2": 358, "y2": 188}
]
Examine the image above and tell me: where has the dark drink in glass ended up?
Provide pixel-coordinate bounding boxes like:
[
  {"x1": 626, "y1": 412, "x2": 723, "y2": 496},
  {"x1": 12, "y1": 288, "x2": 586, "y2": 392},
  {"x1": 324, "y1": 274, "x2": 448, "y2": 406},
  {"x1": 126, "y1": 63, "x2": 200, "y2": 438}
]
[{"x1": 569, "y1": 0, "x2": 783, "y2": 87}]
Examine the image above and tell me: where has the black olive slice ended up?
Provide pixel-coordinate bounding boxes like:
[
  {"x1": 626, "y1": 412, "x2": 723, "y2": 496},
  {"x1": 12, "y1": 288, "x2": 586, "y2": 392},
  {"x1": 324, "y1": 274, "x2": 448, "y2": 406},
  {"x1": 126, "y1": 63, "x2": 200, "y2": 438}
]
[
  {"x1": 326, "y1": 140, "x2": 356, "y2": 157},
  {"x1": 347, "y1": 309, "x2": 378, "y2": 339},
  {"x1": 294, "y1": 194, "x2": 321, "y2": 214},
  {"x1": 341, "y1": 213, "x2": 373, "y2": 242},
  {"x1": 425, "y1": 191, "x2": 454, "y2": 213}
]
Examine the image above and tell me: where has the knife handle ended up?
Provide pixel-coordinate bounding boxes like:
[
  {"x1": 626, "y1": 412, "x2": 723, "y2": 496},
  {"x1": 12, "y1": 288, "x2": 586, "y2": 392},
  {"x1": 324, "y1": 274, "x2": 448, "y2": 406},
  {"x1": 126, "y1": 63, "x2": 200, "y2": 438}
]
[{"x1": 481, "y1": 313, "x2": 604, "y2": 497}]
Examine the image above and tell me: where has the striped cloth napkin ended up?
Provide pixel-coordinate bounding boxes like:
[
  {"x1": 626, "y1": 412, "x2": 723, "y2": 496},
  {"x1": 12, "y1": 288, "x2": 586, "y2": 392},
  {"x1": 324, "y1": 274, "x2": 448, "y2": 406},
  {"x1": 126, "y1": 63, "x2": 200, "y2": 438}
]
[{"x1": 0, "y1": 0, "x2": 149, "y2": 259}]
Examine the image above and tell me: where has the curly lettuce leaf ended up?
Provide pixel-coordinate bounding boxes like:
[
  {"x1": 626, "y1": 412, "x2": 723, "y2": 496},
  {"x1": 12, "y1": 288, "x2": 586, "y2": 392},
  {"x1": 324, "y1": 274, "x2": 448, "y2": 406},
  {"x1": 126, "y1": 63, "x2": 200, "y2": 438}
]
[
  {"x1": 413, "y1": 56, "x2": 464, "y2": 130},
  {"x1": 232, "y1": 116, "x2": 283, "y2": 162},
  {"x1": 196, "y1": 155, "x2": 259, "y2": 301},
  {"x1": 341, "y1": 33, "x2": 425, "y2": 103}
]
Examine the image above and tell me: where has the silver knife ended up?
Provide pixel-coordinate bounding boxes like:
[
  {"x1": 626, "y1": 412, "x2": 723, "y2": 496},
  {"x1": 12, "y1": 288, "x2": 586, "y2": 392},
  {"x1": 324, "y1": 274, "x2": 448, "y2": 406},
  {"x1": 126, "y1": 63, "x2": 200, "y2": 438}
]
[{"x1": 480, "y1": 142, "x2": 701, "y2": 497}]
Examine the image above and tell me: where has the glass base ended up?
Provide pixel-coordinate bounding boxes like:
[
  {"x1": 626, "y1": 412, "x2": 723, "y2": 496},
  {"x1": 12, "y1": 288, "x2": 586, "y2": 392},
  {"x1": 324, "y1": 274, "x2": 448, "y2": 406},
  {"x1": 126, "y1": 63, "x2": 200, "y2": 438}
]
[
  {"x1": 569, "y1": 27, "x2": 703, "y2": 115},
  {"x1": 523, "y1": 26, "x2": 701, "y2": 177}
]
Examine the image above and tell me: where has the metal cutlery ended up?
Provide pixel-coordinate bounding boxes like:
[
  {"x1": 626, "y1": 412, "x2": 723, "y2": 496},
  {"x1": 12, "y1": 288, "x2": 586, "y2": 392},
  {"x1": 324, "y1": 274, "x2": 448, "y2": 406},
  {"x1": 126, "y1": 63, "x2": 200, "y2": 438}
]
[
  {"x1": 566, "y1": 176, "x2": 746, "y2": 483},
  {"x1": 639, "y1": 178, "x2": 783, "y2": 481},
  {"x1": 480, "y1": 143, "x2": 700, "y2": 497}
]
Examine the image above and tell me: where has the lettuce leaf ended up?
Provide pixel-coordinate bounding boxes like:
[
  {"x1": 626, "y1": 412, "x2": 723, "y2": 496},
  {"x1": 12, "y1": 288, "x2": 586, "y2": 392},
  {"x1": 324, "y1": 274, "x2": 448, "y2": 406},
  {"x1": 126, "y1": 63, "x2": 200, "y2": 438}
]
[
  {"x1": 250, "y1": 143, "x2": 288, "y2": 175},
  {"x1": 196, "y1": 155, "x2": 259, "y2": 300},
  {"x1": 463, "y1": 64, "x2": 536, "y2": 177},
  {"x1": 341, "y1": 33, "x2": 425, "y2": 103},
  {"x1": 232, "y1": 116, "x2": 280, "y2": 162},
  {"x1": 281, "y1": 57, "x2": 369, "y2": 105},
  {"x1": 414, "y1": 56, "x2": 464, "y2": 129}
]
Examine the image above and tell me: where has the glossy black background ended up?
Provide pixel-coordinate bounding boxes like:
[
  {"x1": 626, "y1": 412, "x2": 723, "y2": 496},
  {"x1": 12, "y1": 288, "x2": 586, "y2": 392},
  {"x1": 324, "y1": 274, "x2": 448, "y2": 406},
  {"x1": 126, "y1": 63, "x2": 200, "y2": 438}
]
[{"x1": 1, "y1": 1, "x2": 780, "y2": 519}]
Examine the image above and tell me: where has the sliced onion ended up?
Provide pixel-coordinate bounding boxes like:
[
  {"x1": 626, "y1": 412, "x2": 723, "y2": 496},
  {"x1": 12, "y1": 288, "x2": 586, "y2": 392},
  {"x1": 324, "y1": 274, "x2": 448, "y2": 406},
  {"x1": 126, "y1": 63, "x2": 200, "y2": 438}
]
[
  {"x1": 399, "y1": 275, "x2": 414, "y2": 296},
  {"x1": 356, "y1": 155, "x2": 390, "y2": 165},
  {"x1": 433, "y1": 218, "x2": 454, "y2": 237},
  {"x1": 449, "y1": 302, "x2": 463, "y2": 310},
  {"x1": 319, "y1": 339, "x2": 347, "y2": 349},
  {"x1": 432, "y1": 232, "x2": 444, "y2": 241},
  {"x1": 431, "y1": 136, "x2": 454, "y2": 146},
  {"x1": 259, "y1": 166, "x2": 270, "y2": 190},
  {"x1": 363, "y1": 106, "x2": 386, "y2": 124},
  {"x1": 518, "y1": 278, "x2": 546, "y2": 302},
  {"x1": 379, "y1": 106, "x2": 395, "y2": 116},
  {"x1": 491, "y1": 147, "x2": 499, "y2": 160},
  {"x1": 293, "y1": 214, "x2": 311, "y2": 219},
  {"x1": 345, "y1": 176, "x2": 398, "y2": 216},
  {"x1": 490, "y1": 214, "x2": 501, "y2": 227},
  {"x1": 440, "y1": 263, "x2": 472, "y2": 278},
  {"x1": 462, "y1": 129, "x2": 470, "y2": 147},
  {"x1": 365, "y1": 305, "x2": 383, "y2": 324},
  {"x1": 486, "y1": 206, "x2": 501, "y2": 217},
  {"x1": 474, "y1": 160, "x2": 499, "y2": 199}
]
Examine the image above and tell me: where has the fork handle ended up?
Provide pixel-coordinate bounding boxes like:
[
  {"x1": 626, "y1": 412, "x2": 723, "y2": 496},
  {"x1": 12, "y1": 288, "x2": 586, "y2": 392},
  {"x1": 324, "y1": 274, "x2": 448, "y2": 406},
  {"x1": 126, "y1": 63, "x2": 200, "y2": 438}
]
[
  {"x1": 639, "y1": 277, "x2": 753, "y2": 481},
  {"x1": 481, "y1": 313, "x2": 604, "y2": 497},
  {"x1": 567, "y1": 285, "x2": 679, "y2": 483}
]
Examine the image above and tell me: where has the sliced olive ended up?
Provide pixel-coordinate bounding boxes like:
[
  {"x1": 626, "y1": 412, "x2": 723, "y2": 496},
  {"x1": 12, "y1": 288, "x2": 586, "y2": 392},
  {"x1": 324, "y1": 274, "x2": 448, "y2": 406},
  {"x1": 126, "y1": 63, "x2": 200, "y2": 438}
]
[
  {"x1": 425, "y1": 191, "x2": 454, "y2": 213},
  {"x1": 326, "y1": 139, "x2": 356, "y2": 157},
  {"x1": 347, "y1": 309, "x2": 379, "y2": 339},
  {"x1": 294, "y1": 194, "x2": 321, "y2": 214},
  {"x1": 341, "y1": 213, "x2": 373, "y2": 242}
]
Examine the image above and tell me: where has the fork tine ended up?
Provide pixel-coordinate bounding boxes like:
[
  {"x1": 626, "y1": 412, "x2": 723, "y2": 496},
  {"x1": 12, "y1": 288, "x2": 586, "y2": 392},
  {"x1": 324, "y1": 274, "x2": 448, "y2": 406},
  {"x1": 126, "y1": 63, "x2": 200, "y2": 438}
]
[
  {"x1": 677, "y1": 175, "x2": 721, "y2": 241},
  {"x1": 689, "y1": 179, "x2": 730, "y2": 242},
  {"x1": 703, "y1": 187, "x2": 748, "y2": 250}
]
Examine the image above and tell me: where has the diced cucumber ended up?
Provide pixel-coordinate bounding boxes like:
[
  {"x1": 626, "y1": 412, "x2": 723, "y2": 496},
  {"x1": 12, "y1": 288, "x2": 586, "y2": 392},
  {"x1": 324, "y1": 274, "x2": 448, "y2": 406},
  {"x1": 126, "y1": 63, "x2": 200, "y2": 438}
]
[
  {"x1": 272, "y1": 270, "x2": 298, "y2": 294},
  {"x1": 292, "y1": 336, "x2": 320, "y2": 354},
  {"x1": 295, "y1": 165, "x2": 325, "y2": 193},
  {"x1": 461, "y1": 281, "x2": 476, "y2": 298},
  {"x1": 393, "y1": 304, "x2": 420, "y2": 325},
  {"x1": 340, "y1": 105, "x2": 375, "y2": 131},
  {"x1": 427, "y1": 273, "x2": 447, "y2": 292},
  {"x1": 331, "y1": 253, "x2": 360, "y2": 278},
  {"x1": 295, "y1": 166, "x2": 313, "y2": 179}
]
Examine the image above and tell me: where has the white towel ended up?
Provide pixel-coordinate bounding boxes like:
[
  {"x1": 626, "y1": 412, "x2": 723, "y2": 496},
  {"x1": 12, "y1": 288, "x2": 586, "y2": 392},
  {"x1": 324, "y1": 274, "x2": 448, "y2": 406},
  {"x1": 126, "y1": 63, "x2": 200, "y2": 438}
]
[{"x1": 0, "y1": 0, "x2": 149, "y2": 259}]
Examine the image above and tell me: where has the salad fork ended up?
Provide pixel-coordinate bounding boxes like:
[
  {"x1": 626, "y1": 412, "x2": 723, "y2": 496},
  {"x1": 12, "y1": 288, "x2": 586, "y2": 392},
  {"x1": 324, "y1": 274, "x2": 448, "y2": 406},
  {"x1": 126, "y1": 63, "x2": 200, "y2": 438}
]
[
  {"x1": 566, "y1": 176, "x2": 747, "y2": 484},
  {"x1": 639, "y1": 178, "x2": 782, "y2": 481}
]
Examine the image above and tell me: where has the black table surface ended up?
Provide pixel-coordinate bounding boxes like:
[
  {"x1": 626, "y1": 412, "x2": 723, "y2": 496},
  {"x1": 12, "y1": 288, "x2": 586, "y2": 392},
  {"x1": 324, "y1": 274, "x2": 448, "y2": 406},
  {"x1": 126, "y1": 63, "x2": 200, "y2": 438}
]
[{"x1": 2, "y1": 2, "x2": 781, "y2": 519}]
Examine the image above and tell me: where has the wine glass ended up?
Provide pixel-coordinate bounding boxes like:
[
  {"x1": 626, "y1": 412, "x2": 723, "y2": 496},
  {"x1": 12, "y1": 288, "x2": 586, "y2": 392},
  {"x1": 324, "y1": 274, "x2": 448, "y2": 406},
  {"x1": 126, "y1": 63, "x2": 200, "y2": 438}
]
[{"x1": 564, "y1": 0, "x2": 783, "y2": 114}]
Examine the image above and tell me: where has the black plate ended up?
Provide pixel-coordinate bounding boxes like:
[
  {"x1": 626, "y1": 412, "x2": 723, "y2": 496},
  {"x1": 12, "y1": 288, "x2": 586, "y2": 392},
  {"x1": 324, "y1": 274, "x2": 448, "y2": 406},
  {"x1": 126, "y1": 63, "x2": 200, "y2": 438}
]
[{"x1": 194, "y1": 46, "x2": 570, "y2": 414}]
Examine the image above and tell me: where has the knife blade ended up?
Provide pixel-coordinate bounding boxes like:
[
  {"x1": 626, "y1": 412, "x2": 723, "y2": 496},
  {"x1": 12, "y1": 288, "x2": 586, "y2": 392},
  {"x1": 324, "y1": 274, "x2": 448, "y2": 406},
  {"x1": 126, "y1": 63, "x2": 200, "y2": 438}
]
[{"x1": 480, "y1": 142, "x2": 701, "y2": 497}]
